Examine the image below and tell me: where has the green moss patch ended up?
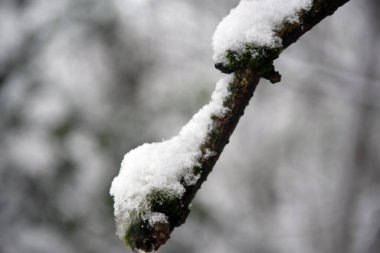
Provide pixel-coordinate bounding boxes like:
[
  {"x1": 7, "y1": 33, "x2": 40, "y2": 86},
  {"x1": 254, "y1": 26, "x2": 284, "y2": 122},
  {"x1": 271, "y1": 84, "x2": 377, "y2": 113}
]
[
  {"x1": 215, "y1": 44, "x2": 282, "y2": 83},
  {"x1": 146, "y1": 189, "x2": 184, "y2": 226}
]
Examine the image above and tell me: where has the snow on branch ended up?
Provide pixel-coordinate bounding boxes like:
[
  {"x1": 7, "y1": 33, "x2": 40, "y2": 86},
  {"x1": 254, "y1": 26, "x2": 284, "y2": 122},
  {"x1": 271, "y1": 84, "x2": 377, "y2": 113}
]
[
  {"x1": 213, "y1": 0, "x2": 351, "y2": 80},
  {"x1": 212, "y1": 0, "x2": 312, "y2": 71},
  {"x1": 110, "y1": 0, "x2": 350, "y2": 252},
  {"x1": 110, "y1": 75, "x2": 233, "y2": 247}
]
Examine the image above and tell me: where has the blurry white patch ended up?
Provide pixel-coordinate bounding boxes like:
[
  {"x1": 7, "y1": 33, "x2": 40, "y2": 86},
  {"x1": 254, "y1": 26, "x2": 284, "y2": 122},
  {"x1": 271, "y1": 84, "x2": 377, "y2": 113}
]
[{"x1": 5, "y1": 131, "x2": 57, "y2": 177}]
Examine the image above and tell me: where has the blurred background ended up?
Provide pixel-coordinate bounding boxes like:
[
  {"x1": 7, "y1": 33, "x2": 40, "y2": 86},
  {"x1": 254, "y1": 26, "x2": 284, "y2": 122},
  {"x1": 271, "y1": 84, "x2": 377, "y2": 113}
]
[{"x1": 0, "y1": 0, "x2": 379, "y2": 253}]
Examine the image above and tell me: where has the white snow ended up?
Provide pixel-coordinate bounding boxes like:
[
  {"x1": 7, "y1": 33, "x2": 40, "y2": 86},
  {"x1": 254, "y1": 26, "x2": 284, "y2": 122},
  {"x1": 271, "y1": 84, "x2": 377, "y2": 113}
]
[
  {"x1": 145, "y1": 212, "x2": 168, "y2": 227},
  {"x1": 212, "y1": 0, "x2": 312, "y2": 63},
  {"x1": 110, "y1": 74, "x2": 233, "y2": 238},
  {"x1": 204, "y1": 149, "x2": 217, "y2": 159}
]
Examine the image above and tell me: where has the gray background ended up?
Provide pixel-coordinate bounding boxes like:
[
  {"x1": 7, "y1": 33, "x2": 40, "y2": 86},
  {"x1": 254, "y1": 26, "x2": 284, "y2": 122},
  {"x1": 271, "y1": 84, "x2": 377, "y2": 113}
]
[{"x1": 0, "y1": 1, "x2": 379, "y2": 253}]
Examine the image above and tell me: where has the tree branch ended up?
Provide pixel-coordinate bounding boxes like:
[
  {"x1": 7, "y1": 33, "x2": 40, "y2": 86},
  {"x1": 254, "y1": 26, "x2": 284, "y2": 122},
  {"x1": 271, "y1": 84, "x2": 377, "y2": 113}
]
[{"x1": 114, "y1": 1, "x2": 351, "y2": 251}]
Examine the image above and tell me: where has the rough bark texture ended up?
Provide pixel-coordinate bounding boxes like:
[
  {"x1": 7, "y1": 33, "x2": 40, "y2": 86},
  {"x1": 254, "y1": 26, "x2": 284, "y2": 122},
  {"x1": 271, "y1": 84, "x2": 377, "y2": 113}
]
[{"x1": 127, "y1": 0, "x2": 351, "y2": 251}]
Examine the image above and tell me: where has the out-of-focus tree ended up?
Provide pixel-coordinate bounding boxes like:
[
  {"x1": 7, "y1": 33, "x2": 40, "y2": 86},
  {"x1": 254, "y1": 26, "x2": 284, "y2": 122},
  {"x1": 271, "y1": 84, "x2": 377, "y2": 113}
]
[{"x1": 0, "y1": 1, "x2": 379, "y2": 253}]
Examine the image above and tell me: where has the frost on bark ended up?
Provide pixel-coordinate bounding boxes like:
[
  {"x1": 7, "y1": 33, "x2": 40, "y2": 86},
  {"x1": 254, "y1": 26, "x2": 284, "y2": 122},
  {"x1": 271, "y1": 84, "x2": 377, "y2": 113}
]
[{"x1": 110, "y1": 0, "x2": 351, "y2": 252}]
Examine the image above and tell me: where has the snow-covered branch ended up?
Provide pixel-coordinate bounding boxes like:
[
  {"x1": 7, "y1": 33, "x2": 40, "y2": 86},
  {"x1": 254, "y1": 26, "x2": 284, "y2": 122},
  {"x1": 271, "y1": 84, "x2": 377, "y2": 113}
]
[
  {"x1": 110, "y1": 0, "x2": 350, "y2": 252},
  {"x1": 213, "y1": 0, "x2": 351, "y2": 79}
]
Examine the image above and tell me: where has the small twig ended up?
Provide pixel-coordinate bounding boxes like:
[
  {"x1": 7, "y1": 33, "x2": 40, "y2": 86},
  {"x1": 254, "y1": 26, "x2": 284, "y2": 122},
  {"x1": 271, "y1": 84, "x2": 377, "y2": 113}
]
[{"x1": 115, "y1": 1, "x2": 351, "y2": 251}]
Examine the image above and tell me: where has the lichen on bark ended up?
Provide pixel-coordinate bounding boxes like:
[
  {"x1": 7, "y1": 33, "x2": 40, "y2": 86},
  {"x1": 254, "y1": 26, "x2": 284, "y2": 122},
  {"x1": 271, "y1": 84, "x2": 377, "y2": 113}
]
[
  {"x1": 123, "y1": 189, "x2": 189, "y2": 251},
  {"x1": 215, "y1": 45, "x2": 282, "y2": 84}
]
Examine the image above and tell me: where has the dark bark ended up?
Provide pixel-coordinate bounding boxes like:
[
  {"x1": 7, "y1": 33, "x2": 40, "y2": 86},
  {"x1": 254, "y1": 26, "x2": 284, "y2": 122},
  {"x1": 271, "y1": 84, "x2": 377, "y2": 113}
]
[{"x1": 281, "y1": 0, "x2": 350, "y2": 49}]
